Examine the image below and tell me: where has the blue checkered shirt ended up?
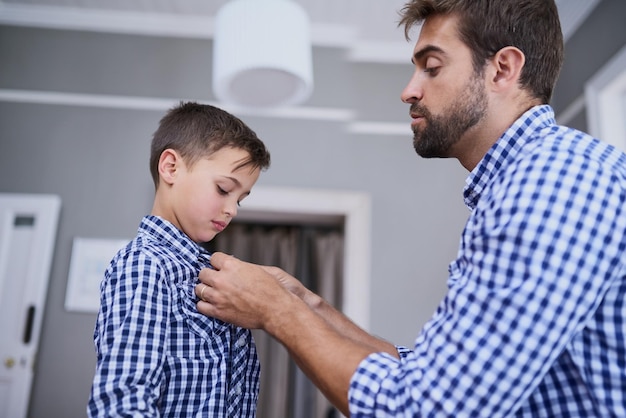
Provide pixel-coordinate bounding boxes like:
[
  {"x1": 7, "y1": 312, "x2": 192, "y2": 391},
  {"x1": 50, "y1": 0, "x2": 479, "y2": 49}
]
[
  {"x1": 349, "y1": 105, "x2": 626, "y2": 416},
  {"x1": 88, "y1": 216, "x2": 260, "y2": 417}
]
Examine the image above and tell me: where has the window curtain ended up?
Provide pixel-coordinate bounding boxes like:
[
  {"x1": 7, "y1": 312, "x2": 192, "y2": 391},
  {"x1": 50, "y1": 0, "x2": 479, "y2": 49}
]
[{"x1": 207, "y1": 222, "x2": 344, "y2": 418}]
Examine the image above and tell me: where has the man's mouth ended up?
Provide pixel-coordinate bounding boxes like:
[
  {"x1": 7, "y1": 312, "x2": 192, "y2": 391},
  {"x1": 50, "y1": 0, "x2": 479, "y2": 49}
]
[{"x1": 410, "y1": 112, "x2": 425, "y2": 128}]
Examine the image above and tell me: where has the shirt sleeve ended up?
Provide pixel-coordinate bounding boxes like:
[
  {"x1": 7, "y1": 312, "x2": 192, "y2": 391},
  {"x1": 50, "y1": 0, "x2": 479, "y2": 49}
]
[
  {"x1": 88, "y1": 249, "x2": 170, "y2": 417},
  {"x1": 395, "y1": 345, "x2": 412, "y2": 359},
  {"x1": 349, "y1": 148, "x2": 625, "y2": 416}
]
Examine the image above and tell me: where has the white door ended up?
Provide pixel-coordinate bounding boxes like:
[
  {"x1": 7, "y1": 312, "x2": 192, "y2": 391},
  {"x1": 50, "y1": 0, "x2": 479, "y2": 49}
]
[{"x1": 0, "y1": 193, "x2": 61, "y2": 418}]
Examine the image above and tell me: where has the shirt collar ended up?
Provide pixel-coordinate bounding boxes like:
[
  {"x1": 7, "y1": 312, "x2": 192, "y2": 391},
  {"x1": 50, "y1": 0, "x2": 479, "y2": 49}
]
[
  {"x1": 463, "y1": 104, "x2": 556, "y2": 210},
  {"x1": 138, "y1": 215, "x2": 209, "y2": 264}
]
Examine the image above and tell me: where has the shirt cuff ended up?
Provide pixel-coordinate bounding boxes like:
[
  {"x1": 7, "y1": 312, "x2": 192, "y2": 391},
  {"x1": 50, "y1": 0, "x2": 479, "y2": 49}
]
[
  {"x1": 395, "y1": 345, "x2": 412, "y2": 360},
  {"x1": 348, "y1": 351, "x2": 399, "y2": 416}
]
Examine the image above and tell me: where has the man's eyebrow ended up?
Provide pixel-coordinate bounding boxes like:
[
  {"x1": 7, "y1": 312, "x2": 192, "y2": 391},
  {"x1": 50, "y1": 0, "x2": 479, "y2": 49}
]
[{"x1": 412, "y1": 45, "x2": 446, "y2": 63}]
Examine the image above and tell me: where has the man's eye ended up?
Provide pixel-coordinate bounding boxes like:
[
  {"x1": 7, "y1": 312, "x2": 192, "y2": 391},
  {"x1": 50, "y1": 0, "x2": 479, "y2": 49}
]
[{"x1": 424, "y1": 67, "x2": 440, "y2": 75}]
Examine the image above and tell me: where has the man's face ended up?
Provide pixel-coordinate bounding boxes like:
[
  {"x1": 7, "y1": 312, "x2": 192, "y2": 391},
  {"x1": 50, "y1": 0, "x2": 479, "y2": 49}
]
[
  {"x1": 411, "y1": 69, "x2": 487, "y2": 158},
  {"x1": 401, "y1": 14, "x2": 488, "y2": 158}
]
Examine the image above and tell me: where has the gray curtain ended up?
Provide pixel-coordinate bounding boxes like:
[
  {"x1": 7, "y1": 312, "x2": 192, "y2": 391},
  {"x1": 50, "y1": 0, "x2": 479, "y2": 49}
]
[{"x1": 206, "y1": 223, "x2": 343, "y2": 418}]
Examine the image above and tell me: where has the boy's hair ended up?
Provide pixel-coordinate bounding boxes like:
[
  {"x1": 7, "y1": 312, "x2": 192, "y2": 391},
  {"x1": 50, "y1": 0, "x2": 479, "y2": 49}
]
[
  {"x1": 398, "y1": 0, "x2": 564, "y2": 103},
  {"x1": 149, "y1": 101, "x2": 271, "y2": 188}
]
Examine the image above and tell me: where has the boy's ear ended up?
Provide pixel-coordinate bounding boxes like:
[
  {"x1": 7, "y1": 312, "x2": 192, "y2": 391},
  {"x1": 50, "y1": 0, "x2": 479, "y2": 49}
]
[
  {"x1": 488, "y1": 46, "x2": 525, "y2": 89},
  {"x1": 158, "y1": 149, "x2": 180, "y2": 186}
]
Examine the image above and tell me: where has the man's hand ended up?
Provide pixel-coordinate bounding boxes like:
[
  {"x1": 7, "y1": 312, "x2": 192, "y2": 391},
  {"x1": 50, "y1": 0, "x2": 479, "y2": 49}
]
[
  {"x1": 195, "y1": 254, "x2": 392, "y2": 416},
  {"x1": 195, "y1": 252, "x2": 295, "y2": 330},
  {"x1": 260, "y1": 265, "x2": 308, "y2": 299}
]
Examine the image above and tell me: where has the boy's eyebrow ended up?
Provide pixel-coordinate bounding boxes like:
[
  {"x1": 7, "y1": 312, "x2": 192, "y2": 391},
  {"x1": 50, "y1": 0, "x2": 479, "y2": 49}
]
[
  {"x1": 224, "y1": 176, "x2": 242, "y2": 187},
  {"x1": 412, "y1": 45, "x2": 446, "y2": 64}
]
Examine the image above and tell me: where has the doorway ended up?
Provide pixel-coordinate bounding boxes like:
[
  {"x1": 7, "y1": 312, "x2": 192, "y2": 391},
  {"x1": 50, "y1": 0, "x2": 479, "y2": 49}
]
[
  {"x1": 205, "y1": 220, "x2": 344, "y2": 417},
  {"x1": 235, "y1": 186, "x2": 372, "y2": 330},
  {"x1": 0, "y1": 193, "x2": 61, "y2": 418},
  {"x1": 220, "y1": 186, "x2": 371, "y2": 418}
]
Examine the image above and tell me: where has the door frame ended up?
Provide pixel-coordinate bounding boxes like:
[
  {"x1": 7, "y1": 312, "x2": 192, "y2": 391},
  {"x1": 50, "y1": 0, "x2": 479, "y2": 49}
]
[
  {"x1": 238, "y1": 186, "x2": 371, "y2": 330},
  {"x1": 586, "y1": 44, "x2": 626, "y2": 152}
]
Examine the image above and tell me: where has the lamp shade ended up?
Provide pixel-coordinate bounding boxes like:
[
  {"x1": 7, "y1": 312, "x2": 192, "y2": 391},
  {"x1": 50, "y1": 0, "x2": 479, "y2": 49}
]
[{"x1": 212, "y1": 0, "x2": 313, "y2": 108}]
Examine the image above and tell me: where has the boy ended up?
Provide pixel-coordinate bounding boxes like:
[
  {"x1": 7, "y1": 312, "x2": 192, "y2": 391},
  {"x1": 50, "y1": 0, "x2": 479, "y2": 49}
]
[{"x1": 88, "y1": 101, "x2": 271, "y2": 417}]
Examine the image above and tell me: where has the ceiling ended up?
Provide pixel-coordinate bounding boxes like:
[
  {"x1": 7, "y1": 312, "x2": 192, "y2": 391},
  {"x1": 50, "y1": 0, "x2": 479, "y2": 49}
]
[{"x1": 0, "y1": 0, "x2": 600, "y2": 63}]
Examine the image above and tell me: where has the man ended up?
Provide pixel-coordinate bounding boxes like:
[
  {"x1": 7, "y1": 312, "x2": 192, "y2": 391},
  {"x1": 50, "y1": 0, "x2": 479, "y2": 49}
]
[{"x1": 196, "y1": 0, "x2": 626, "y2": 416}]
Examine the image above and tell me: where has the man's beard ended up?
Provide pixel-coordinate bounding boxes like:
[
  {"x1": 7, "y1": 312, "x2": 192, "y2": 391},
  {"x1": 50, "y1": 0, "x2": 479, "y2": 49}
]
[{"x1": 411, "y1": 72, "x2": 487, "y2": 158}]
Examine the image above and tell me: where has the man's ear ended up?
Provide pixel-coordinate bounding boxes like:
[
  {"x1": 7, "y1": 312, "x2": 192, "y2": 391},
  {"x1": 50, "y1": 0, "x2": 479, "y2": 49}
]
[
  {"x1": 488, "y1": 46, "x2": 525, "y2": 89},
  {"x1": 158, "y1": 149, "x2": 180, "y2": 186}
]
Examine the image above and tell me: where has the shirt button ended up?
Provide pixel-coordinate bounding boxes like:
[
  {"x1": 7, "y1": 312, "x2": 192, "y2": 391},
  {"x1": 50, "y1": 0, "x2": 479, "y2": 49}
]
[
  {"x1": 235, "y1": 384, "x2": 242, "y2": 395},
  {"x1": 236, "y1": 336, "x2": 247, "y2": 348}
]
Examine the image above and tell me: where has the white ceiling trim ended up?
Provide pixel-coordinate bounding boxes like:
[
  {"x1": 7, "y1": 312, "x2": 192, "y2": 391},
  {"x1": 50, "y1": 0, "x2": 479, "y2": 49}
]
[
  {"x1": 0, "y1": 88, "x2": 355, "y2": 120},
  {"x1": 348, "y1": 40, "x2": 414, "y2": 64},
  {"x1": 0, "y1": 1, "x2": 602, "y2": 64},
  {"x1": 348, "y1": 121, "x2": 408, "y2": 136},
  {"x1": 0, "y1": 3, "x2": 211, "y2": 38},
  {"x1": 0, "y1": 2, "x2": 409, "y2": 63},
  {"x1": 0, "y1": 88, "x2": 413, "y2": 135}
]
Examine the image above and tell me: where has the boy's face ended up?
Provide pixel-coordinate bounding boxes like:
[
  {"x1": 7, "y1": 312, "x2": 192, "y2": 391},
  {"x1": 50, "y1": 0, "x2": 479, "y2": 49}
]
[{"x1": 158, "y1": 147, "x2": 260, "y2": 243}]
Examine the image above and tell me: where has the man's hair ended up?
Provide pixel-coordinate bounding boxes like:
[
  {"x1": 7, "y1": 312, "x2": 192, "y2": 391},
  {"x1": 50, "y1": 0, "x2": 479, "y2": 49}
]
[
  {"x1": 399, "y1": 0, "x2": 564, "y2": 103},
  {"x1": 149, "y1": 101, "x2": 271, "y2": 188}
]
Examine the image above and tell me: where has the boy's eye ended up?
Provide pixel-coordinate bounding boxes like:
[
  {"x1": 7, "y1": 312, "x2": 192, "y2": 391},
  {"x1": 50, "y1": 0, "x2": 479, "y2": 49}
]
[{"x1": 217, "y1": 186, "x2": 229, "y2": 196}]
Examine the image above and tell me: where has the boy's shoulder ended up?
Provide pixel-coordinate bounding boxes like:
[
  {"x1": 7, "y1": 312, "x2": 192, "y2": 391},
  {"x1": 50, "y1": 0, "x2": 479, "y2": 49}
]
[
  {"x1": 104, "y1": 237, "x2": 191, "y2": 289},
  {"x1": 106, "y1": 215, "x2": 200, "y2": 275},
  {"x1": 115, "y1": 234, "x2": 180, "y2": 264}
]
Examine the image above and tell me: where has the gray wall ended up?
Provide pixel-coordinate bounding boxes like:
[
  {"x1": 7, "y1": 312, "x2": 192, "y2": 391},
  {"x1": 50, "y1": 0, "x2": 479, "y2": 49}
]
[
  {"x1": 0, "y1": 0, "x2": 624, "y2": 416},
  {"x1": 552, "y1": 0, "x2": 626, "y2": 131}
]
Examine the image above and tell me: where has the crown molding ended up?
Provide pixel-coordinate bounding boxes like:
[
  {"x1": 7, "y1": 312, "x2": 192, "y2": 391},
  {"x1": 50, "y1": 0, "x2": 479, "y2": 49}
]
[
  {"x1": 0, "y1": 3, "x2": 410, "y2": 63},
  {"x1": 1, "y1": 1, "x2": 597, "y2": 65},
  {"x1": 0, "y1": 88, "x2": 413, "y2": 135},
  {"x1": 0, "y1": 88, "x2": 353, "y2": 119}
]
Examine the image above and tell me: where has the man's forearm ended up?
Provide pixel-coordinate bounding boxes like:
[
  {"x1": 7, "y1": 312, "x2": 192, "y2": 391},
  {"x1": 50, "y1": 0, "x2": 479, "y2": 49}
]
[
  {"x1": 195, "y1": 256, "x2": 398, "y2": 414},
  {"x1": 302, "y1": 289, "x2": 399, "y2": 357},
  {"x1": 264, "y1": 292, "x2": 381, "y2": 415}
]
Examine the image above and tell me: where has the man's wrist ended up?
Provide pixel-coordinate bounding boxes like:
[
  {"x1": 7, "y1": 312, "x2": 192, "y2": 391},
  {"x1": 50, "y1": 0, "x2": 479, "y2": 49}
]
[
  {"x1": 264, "y1": 291, "x2": 309, "y2": 338},
  {"x1": 302, "y1": 289, "x2": 325, "y2": 311}
]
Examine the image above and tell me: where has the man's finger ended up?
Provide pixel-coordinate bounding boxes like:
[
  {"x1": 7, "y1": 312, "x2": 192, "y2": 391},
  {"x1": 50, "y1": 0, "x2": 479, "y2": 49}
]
[
  {"x1": 198, "y1": 268, "x2": 215, "y2": 285},
  {"x1": 196, "y1": 300, "x2": 216, "y2": 317},
  {"x1": 195, "y1": 282, "x2": 209, "y2": 299},
  {"x1": 207, "y1": 251, "x2": 234, "y2": 269}
]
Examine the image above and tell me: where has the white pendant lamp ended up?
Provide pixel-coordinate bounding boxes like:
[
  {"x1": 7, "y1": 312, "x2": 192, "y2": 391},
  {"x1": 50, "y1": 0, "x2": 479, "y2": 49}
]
[{"x1": 212, "y1": 0, "x2": 314, "y2": 108}]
